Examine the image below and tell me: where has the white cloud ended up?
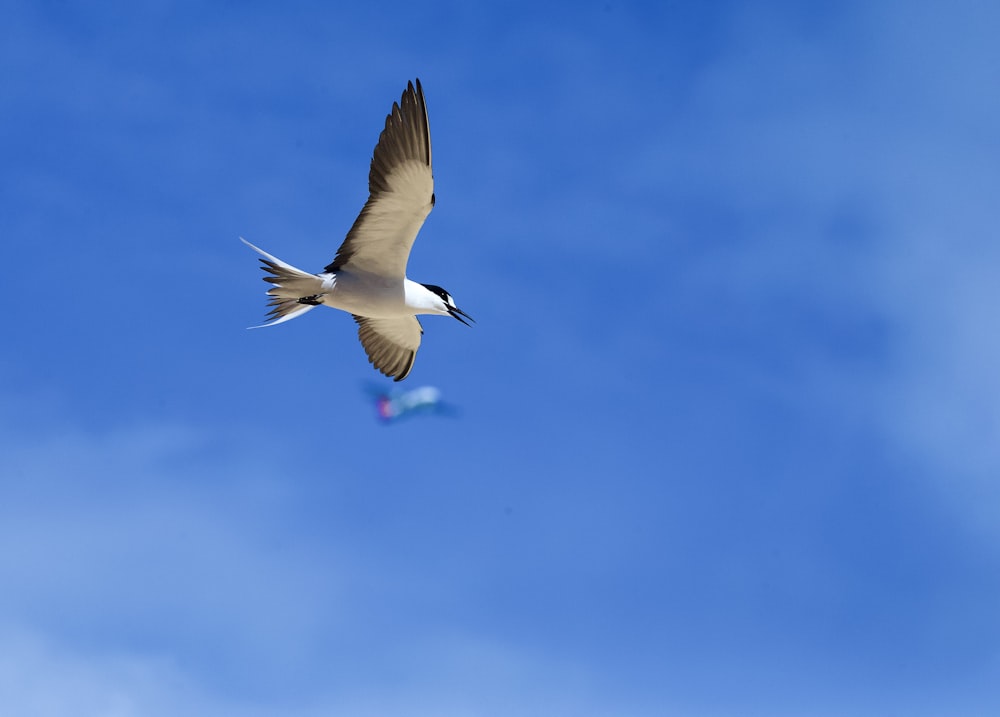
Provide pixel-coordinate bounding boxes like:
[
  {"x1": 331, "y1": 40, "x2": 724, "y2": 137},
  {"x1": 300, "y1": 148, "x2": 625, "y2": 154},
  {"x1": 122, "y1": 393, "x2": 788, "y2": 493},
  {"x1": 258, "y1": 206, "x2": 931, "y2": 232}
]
[
  {"x1": 623, "y1": 0, "x2": 1000, "y2": 530},
  {"x1": 0, "y1": 627, "x2": 184, "y2": 717},
  {"x1": 0, "y1": 622, "x2": 671, "y2": 717},
  {"x1": 0, "y1": 409, "x2": 668, "y2": 716},
  {"x1": 0, "y1": 411, "x2": 341, "y2": 693}
]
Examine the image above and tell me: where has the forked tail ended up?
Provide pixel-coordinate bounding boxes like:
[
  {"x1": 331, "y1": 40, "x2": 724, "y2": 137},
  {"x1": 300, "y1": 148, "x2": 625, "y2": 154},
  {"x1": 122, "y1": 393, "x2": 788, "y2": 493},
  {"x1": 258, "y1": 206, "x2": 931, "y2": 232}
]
[{"x1": 240, "y1": 237, "x2": 326, "y2": 327}]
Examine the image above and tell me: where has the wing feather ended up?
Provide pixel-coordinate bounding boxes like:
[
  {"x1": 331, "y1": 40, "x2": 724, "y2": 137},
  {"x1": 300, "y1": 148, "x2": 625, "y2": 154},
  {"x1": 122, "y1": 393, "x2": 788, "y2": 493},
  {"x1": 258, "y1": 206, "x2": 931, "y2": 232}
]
[
  {"x1": 327, "y1": 80, "x2": 433, "y2": 278},
  {"x1": 354, "y1": 315, "x2": 424, "y2": 381}
]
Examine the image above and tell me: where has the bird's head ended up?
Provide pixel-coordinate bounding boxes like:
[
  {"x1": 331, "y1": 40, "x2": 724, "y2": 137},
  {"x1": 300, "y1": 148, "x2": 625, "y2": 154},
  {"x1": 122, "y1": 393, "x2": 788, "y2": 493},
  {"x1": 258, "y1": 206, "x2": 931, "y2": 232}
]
[{"x1": 421, "y1": 283, "x2": 474, "y2": 326}]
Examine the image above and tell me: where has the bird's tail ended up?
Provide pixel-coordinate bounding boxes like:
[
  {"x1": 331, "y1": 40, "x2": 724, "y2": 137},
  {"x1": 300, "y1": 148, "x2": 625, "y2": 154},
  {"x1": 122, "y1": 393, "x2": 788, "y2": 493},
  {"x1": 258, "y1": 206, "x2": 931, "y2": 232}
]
[{"x1": 241, "y1": 237, "x2": 326, "y2": 328}]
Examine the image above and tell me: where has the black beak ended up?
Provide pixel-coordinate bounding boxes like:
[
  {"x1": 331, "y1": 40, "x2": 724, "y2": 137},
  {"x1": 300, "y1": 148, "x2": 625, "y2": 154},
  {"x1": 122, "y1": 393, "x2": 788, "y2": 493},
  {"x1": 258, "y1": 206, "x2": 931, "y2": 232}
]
[{"x1": 448, "y1": 307, "x2": 474, "y2": 327}]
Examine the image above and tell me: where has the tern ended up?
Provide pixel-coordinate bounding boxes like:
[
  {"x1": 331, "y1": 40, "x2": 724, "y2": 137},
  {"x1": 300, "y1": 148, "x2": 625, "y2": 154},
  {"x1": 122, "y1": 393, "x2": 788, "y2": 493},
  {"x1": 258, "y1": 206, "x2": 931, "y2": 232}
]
[{"x1": 242, "y1": 79, "x2": 472, "y2": 381}]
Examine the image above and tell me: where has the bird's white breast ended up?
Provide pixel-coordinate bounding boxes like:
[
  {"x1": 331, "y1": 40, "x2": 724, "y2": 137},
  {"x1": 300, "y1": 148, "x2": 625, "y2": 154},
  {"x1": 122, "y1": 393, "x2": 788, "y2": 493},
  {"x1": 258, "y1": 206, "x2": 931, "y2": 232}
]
[{"x1": 320, "y1": 270, "x2": 412, "y2": 318}]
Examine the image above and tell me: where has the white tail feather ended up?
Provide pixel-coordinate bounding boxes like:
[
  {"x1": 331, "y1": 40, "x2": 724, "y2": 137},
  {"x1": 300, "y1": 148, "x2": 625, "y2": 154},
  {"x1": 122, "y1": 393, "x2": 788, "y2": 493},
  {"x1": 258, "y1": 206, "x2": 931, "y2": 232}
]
[{"x1": 241, "y1": 237, "x2": 326, "y2": 327}]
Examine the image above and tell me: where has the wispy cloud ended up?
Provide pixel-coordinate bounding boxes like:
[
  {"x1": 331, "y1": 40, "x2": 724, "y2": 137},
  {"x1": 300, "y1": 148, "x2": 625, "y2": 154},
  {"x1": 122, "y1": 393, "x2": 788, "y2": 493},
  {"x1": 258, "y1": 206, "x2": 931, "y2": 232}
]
[
  {"x1": 620, "y1": 0, "x2": 1000, "y2": 531},
  {"x1": 0, "y1": 410, "x2": 663, "y2": 715}
]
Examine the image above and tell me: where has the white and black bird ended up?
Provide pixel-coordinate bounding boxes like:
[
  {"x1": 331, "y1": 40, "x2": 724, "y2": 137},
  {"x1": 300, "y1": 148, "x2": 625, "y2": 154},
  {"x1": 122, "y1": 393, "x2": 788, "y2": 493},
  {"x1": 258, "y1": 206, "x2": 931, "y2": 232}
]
[{"x1": 242, "y1": 79, "x2": 472, "y2": 381}]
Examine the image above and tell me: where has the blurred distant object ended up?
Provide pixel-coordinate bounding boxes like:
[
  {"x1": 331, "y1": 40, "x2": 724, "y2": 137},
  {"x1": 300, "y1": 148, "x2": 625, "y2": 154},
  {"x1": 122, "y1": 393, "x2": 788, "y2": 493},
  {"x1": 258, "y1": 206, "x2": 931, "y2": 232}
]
[{"x1": 365, "y1": 384, "x2": 457, "y2": 422}]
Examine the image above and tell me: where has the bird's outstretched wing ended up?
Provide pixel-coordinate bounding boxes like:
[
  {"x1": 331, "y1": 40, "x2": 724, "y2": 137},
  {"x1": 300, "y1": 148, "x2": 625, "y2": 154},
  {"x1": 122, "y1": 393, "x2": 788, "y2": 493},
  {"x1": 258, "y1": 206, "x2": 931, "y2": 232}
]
[
  {"x1": 327, "y1": 80, "x2": 434, "y2": 278},
  {"x1": 354, "y1": 315, "x2": 424, "y2": 381}
]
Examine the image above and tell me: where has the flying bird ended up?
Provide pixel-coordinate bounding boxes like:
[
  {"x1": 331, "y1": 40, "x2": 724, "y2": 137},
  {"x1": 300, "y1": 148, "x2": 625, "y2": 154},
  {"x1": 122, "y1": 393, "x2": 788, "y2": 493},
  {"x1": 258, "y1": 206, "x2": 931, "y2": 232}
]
[{"x1": 242, "y1": 79, "x2": 472, "y2": 381}]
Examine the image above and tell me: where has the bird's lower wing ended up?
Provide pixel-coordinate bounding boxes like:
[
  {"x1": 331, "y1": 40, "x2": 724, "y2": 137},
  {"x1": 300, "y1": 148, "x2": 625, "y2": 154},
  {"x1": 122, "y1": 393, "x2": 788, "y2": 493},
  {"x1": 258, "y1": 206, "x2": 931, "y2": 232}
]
[{"x1": 354, "y1": 315, "x2": 424, "y2": 381}]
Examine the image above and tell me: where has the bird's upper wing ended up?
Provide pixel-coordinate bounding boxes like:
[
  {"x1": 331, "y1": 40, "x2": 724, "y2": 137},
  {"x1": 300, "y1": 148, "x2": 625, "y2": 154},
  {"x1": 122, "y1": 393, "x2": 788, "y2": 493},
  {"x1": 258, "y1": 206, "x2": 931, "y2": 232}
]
[
  {"x1": 326, "y1": 80, "x2": 434, "y2": 278},
  {"x1": 354, "y1": 315, "x2": 424, "y2": 381}
]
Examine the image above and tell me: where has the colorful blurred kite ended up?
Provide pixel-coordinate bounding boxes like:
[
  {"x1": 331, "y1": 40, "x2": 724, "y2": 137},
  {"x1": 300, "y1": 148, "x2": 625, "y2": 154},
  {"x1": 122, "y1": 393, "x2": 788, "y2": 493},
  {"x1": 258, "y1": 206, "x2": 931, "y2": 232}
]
[{"x1": 365, "y1": 384, "x2": 457, "y2": 422}]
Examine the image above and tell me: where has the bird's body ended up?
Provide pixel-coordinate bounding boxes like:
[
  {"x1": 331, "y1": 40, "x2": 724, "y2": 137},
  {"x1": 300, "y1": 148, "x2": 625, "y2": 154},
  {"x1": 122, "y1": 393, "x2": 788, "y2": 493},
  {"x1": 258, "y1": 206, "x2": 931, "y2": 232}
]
[{"x1": 242, "y1": 79, "x2": 471, "y2": 381}]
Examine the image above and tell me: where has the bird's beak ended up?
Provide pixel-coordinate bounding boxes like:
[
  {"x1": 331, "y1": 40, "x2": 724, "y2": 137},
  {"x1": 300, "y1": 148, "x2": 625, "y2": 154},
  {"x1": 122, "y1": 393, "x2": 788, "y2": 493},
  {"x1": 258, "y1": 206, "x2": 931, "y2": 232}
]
[{"x1": 448, "y1": 307, "x2": 474, "y2": 326}]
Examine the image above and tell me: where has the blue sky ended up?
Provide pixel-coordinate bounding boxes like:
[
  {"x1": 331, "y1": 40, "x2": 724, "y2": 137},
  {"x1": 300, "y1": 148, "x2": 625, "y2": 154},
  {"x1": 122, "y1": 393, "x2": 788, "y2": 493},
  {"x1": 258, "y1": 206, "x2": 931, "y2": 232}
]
[{"x1": 2, "y1": 0, "x2": 999, "y2": 714}]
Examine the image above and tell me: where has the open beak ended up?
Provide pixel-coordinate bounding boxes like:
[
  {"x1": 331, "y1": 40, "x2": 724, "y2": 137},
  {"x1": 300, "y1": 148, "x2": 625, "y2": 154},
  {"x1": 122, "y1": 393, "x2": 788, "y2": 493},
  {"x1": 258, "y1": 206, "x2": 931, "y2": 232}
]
[{"x1": 448, "y1": 307, "x2": 474, "y2": 327}]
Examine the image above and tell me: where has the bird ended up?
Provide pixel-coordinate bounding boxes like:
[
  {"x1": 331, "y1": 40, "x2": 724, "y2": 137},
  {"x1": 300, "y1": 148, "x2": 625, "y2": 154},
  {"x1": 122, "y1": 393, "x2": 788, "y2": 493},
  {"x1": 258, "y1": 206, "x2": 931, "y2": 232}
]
[{"x1": 241, "y1": 79, "x2": 472, "y2": 381}]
